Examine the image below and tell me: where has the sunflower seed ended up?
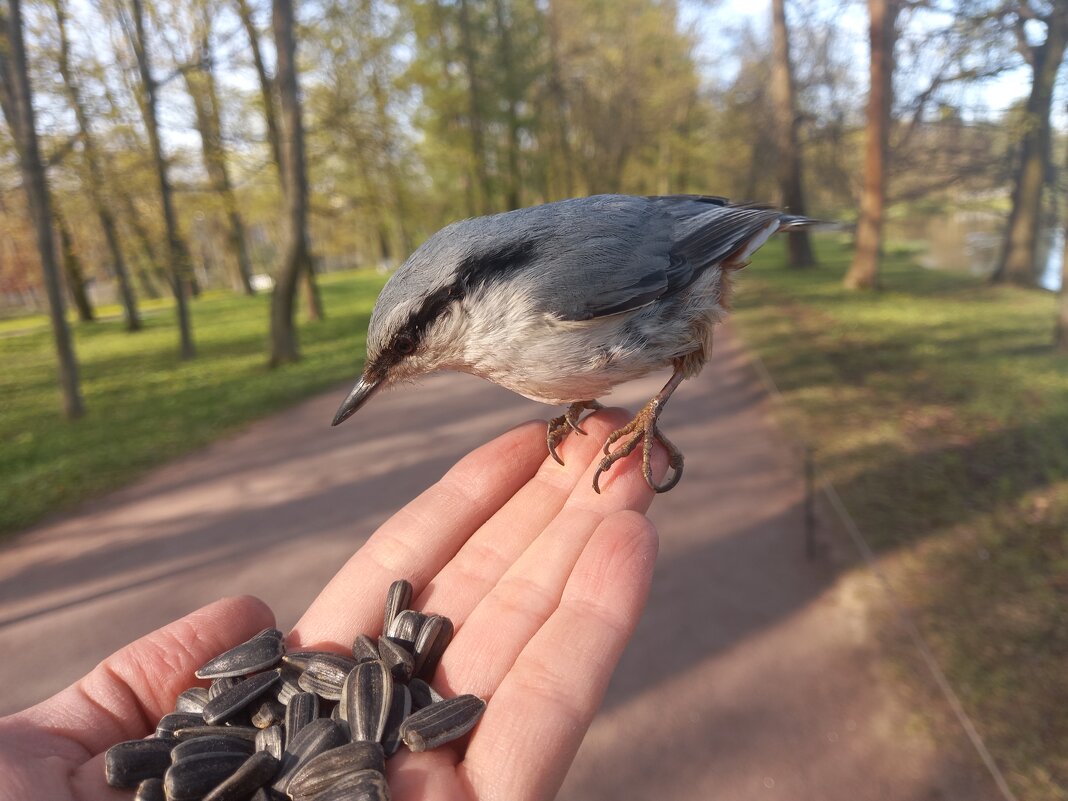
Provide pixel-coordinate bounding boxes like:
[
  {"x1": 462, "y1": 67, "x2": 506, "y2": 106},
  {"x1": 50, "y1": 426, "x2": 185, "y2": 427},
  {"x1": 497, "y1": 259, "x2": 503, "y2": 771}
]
[
  {"x1": 133, "y1": 777, "x2": 165, "y2": 801},
  {"x1": 171, "y1": 735, "x2": 255, "y2": 763},
  {"x1": 252, "y1": 697, "x2": 286, "y2": 729},
  {"x1": 104, "y1": 738, "x2": 173, "y2": 788},
  {"x1": 175, "y1": 687, "x2": 210, "y2": 714},
  {"x1": 285, "y1": 692, "x2": 320, "y2": 746},
  {"x1": 281, "y1": 650, "x2": 321, "y2": 671},
  {"x1": 377, "y1": 636, "x2": 414, "y2": 682},
  {"x1": 307, "y1": 769, "x2": 390, "y2": 801},
  {"x1": 351, "y1": 634, "x2": 380, "y2": 664},
  {"x1": 273, "y1": 718, "x2": 348, "y2": 793},
  {"x1": 163, "y1": 752, "x2": 249, "y2": 801},
  {"x1": 275, "y1": 664, "x2": 304, "y2": 705},
  {"x1": 196, "y1": 628, "x2": 285, "y2": 679},
  {"x1": 381, "y1": 683, "x2": 412, "y2": 757},
  {"x1": 203, "y1": 670, "x2": 281, "y2": 725},
  {"x1": 156, "y1": 712, "x2": 204, "y2": 739},
  {"x1": 209, "y1": 676, "x2": 242, "y2": 700},
  {"x1": 286, "y1": 742, "x2": 386, "y2": 800},
  {"x1": 298, "y1": 654, "x2": 358, "y2": 700},
  {"x1": 345, "y1": 660, "x2": 393, "y2": 743},
  {"x1": 201, "y1": 750, "x2": 280, "y2": 801},
  {"x1": 255, "y1": 725, "x2": 284, "y2": 760},
  {"x1": 413, "y1": 615, "x2": 453, "y2": 680},
  {"x1": 386, "y1": 609, "x2": 426, "y2": 647},
  {"x1": 383, "y1": 579, "x2": 413, "y2": 635},
  {"x1": 399, "y1": 694, "x2": 486, "y2": 753},
  {"x1": 174, "y1": 725, "x2": 260, "y2": 742},
  {"x1": 407, "y1": 678, "x2": 444, "y2": 711}
]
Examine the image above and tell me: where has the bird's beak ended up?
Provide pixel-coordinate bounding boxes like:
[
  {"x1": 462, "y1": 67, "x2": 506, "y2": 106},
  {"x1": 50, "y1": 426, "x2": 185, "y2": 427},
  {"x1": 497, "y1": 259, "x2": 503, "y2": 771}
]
[{"x1": 331, "y1": 375, "x2": 381, "y2": 427}]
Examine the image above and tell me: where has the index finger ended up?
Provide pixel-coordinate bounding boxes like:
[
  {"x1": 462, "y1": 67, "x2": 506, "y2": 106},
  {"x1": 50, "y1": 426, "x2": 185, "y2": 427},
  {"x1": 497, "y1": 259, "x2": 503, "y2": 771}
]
[{"x1": 291, "y1": 420, "x2": 548, "y2": 649}]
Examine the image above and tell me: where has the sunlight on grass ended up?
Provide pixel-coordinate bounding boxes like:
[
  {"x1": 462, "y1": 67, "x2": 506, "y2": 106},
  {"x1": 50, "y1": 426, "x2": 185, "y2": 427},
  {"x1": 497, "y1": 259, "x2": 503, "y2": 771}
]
[
  {"x1": 0, "y1": 269, "x2": 387, "y2": 535},
  {"x1": 735, "y1": 236, "x2": 1068, "y2": 800}
]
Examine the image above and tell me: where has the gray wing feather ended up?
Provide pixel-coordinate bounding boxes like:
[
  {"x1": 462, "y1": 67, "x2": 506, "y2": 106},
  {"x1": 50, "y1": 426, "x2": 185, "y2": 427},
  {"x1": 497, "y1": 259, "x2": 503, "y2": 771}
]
[{"x1": 533, "y1": 195, "x2": 782, "y2": 321}]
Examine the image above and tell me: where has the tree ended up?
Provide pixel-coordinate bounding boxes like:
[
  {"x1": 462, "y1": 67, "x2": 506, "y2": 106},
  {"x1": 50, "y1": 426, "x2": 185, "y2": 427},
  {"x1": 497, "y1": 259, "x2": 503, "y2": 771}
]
[
  {"x1": 53, "y1": 0, "x2": 141, "y2": 330},
  {"x1": 844, "y1": 0, "x2": 900, "y2": 291},
  {"x1": 54, "y1": 206, "x2": 93, "y2": 322},
  {"x1": 127, "y1": 0, "x2": 195, "y2": 357},
  {"x1": 993, "y1": 1, "x2": 1068, "y2": 285},
  {"x1": 181, "y1": 4, "x2": 255, "y2": 294},
  {"x1": 0, "y1": 0, "x2": 84, "y2": 418},
  {"x1": 770, "y1": 0, "x2": 815, "y2": 267},
  {"x1": 235, "y1": 0, "x2": 282, "y2": 174},
  {"x1": 269, "y1": 0, "x2": 315, "y2": 365}
]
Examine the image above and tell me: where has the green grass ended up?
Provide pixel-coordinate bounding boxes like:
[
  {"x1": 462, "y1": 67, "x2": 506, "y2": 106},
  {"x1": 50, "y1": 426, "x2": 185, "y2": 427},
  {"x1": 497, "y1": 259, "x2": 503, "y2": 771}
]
[
  {"x1": 0, "y1": 269, "x2": 388, "y2": 535},
  {"x1": 735, "y1": 236, "x2": 1068, "y2": 800}
]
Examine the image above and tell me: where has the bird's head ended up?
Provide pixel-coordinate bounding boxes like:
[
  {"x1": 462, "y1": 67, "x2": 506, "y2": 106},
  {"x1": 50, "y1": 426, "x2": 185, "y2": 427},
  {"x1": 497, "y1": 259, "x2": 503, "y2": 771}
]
[{"x1": 330, "y1": 216, "x2": 537, "y2": 427}]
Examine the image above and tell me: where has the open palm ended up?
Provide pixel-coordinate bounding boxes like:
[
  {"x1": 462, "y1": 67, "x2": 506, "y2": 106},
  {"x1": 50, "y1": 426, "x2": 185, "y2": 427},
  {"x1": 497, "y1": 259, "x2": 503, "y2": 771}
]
[{"x1": 0, "y1": 409, "x2": 663, "y2": 801}]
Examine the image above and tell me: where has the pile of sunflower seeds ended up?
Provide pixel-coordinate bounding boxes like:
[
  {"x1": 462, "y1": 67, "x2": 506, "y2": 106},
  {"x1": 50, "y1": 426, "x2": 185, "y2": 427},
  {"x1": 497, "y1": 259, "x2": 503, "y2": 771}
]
[{"x1": 104, "y1": 580, "x2": 486, "y2": 801}]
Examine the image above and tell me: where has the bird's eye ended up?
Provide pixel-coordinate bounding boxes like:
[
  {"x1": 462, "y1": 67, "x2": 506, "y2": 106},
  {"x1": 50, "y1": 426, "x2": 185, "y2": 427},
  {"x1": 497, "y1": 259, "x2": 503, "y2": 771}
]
[{"x1": 394, "y1": 334, "x2": 416, "y2": 356}]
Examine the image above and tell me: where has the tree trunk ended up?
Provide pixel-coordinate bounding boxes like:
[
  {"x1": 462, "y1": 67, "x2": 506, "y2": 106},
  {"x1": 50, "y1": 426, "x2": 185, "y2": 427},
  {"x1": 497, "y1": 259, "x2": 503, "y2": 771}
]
[
  {"x1": 129, "y1": 0, "x2": 194, "y2": 357},
  {"x1": 994, "y1": 11, "x2": 1068, "y2": 285},
  {"x1": 54, "y1": 207, "x2": 94, "y2": 322},
  {"x1": 53, "y1": 0, "x2": 141, "y2": 330},
  {"x1": 269, "y1": 0, "x2": 314, "y2": 364},
  {"x1": 184, "y1": 24, "x2": 255, "y2": 295},
  {"x1": 844, "y1": 0, "x2": 899, "y2": 291},
  {"x1": 546, "y1": 0, "x2": 574, "y2": 197},
  {"x1": 235, "y1": 0, "x2": 283, "y2": 177},
  {"x1": 457, "y1": 0, "x2": 491, "y2": 213},
  {"x1": 0, "y1": 0, "x2": 84, "y2": 418},
  {"x1": 770, "y1": 0, "x2": 815, "y2": 268},
  {"x1": 494, "y1": 0, "x2": 522, "y2": 210}
]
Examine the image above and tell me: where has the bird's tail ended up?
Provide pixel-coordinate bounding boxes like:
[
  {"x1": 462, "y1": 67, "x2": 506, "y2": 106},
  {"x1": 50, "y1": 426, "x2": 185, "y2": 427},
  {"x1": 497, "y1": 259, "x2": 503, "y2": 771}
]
[{"x1": 778, "y1": 214, "x2": 838, "y2": 230}]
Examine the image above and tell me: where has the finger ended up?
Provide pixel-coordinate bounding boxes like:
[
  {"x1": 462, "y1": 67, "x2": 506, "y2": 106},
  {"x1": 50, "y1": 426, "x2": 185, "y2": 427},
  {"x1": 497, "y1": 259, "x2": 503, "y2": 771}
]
[
  {"x1": 413, "y1": 408, "x2": 635, "y2": 630},
  {"x1": 16, "y1": 596, "x2": 274, "y2": 757},
  {"x1": 435, "y1": 427, "x2": 664, "y2": 698},
  {"x1": 292, "y1": 420, "x2": 547, "y2": 649},
  {"x1": 460, "y1": 512, "x2": 658, "y2": 801}
]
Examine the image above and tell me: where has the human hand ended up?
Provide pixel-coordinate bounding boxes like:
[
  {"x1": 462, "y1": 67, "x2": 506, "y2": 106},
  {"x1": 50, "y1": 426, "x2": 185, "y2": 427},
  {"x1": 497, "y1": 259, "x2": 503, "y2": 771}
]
[{"x1": 0, "y1": 409, "x2": 663, "y2": 801}]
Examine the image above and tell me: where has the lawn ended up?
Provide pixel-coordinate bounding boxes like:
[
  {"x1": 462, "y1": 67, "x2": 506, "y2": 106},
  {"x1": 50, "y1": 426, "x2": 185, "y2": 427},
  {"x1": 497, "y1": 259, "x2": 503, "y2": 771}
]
[
  {"x1": 1, "y1": 269, "x2": 388, "y2": 536},
  {"x1": 735, "y1": 235, "x2": 1068, "y2": 800}
]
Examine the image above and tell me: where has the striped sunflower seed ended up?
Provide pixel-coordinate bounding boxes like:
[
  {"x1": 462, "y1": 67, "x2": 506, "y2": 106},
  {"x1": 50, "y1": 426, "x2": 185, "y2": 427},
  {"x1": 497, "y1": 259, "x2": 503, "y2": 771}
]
[
  {"x1": 298, "y1": 653, "x2": 358, "y2": 700},
  {"x1": 251, "y1": 697, "x2": 286, "y2": 729},
  {"x1": 202, "y1": 750, "x2": 281, "y2": 801},
  {"x1": 273, "y1": 718, "x2": 348, "y2": 793},
  {"x1": 351, "y1": 634, "x2": 380, "y2": 664},
  {"x1": 344, "y1": 660, "x2": 393, "y2": 743},
  {"x1": 209, "y1": 676, "x2": 242, "y2": 700},
  {"x1": 196, "y1": 628, "x2": 285, "y2": 679},
  {"x1": 399, "y1": 694, "x2": 486, "y2": 753},
  {"x1": 163, "y1": 752, "x2": 249, "y2": 801},
  {"x1": 284, "y1": 691, "x2": 320, "y2": 746},
  {"x1": 203, "y1": 670, "x2": 281, "y2": 725},
  {"x1": 383, "y1": 579, "x2": 413, "y2": 636},
  {"x1": 413, "y1": 615, "x2": 453, "y2": 680},
  {"x1": 307, "y1": 769, "x2": 390, "y2": 801},
  {"x1": 286, "y1": 742, "x2": 386, "y2": 800},
  {"x1": 386, "y1": 609, "x2": 426, "y2": 647},
  {"x1": 173, "y1": 725, "x2": 260, "y2": 742},
  {"x1": 175, "y1": 687, "x2": 210, "y2": 714},
  {"x1": 104, "y1": 739, "x2": 173, "y2": 788},
  {"x1": 255, "y1": 725, "x2": 284, "y2": 761},
  {"x1": 171, "y1": 734, "x2": 255, "y2": 763},
  {"x1": 381, "y1": 683, "x2": 413, "y2": 757},
  {"x1": 377, "y1": 636, "x2": 414, "y2": 682},
  {"x1": 156, "y1": 712, "x2": 204, "y2": 739}
]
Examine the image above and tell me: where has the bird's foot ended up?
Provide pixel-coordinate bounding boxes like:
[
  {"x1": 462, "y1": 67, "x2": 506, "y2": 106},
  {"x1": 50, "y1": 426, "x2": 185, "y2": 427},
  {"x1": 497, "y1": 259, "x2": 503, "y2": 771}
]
[
  {"x1": 592, "y1": 399, "x2": 684, "y2": 494},
  {"x1": 547, "y1": 400, "x2": 604, "y2": 465}
]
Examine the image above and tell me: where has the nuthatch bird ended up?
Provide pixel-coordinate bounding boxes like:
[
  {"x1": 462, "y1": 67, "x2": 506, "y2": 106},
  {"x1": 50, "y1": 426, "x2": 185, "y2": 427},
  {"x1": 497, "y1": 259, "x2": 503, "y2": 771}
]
[{"x1": 331, "y1": 194, "x2": 815, "y2": 493}]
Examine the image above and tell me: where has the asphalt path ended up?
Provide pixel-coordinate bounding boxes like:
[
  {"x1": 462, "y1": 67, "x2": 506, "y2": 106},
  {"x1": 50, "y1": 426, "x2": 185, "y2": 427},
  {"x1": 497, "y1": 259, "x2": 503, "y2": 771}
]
[{"x1": 0, "y1": 326, "x2": 1001, "y2": 799}]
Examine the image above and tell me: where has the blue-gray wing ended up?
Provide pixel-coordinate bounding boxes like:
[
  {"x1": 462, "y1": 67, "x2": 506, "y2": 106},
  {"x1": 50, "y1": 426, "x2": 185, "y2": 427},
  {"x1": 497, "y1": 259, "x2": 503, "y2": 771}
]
[{"x1": 528, "y1": 195, "x2": 782, "y2": 322}]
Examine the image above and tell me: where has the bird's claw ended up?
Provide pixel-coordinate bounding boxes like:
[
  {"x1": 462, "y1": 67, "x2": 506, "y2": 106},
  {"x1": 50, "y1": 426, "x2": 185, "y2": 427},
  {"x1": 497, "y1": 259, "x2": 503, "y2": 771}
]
[
  {"x1": 546, "y1": 400, "x2": 603, "y2": 465},
  {"x1": 592, "y1": 408, "x2": 684, "y2": 494}
]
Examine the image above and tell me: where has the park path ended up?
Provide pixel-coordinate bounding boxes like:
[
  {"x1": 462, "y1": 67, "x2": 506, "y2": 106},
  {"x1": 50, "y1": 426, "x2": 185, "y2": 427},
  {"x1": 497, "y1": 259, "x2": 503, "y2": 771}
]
[{"x1": 0, "y1": 326, "x2": 1000, "y2": 800}]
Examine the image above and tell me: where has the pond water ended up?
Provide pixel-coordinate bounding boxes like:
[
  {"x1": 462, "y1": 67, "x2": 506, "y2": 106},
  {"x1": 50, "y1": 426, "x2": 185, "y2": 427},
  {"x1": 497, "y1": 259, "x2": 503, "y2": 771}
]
[{"x1": 885, "y1": 210, "x2": 1062, "y2": 292}]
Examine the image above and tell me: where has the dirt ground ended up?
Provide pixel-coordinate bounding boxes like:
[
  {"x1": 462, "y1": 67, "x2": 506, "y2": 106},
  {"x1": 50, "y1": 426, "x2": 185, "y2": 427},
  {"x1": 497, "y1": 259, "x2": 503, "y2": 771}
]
[{"x1": 0, "y1": 326, "x2": 1002, "y2": 800}]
